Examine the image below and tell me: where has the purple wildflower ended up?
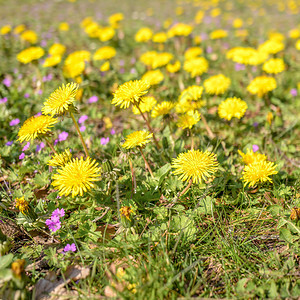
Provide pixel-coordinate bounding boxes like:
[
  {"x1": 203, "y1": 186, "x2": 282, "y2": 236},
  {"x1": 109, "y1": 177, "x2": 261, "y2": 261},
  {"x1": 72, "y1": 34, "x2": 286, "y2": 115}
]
[
  {"x1": 80, "y1": 125, "x2": 86, "y2": 132},
  {"x1": 41, "y1": 40, "x2": 47, "y2": 47},
  {"x1": 119, "y1": 59, "x2": 125, "y2": 66},
  {"x1": 46, "y1": 216, "x2": 61, "y2": 233},
  {"x1": 24, "y1": 93, "x2": 30, "y2": 98},
  {"x1": 206, "y1": 46, "x2": 213, "y2": 54},
  {"x1": 22, "y1": 142, "x2": 30, "y2": 151},
  {"x1": 63, "y1": 243, "x2": 76, "y2": 253},
  {"x1": 100, "y1": 137, "x2": 109, "y2": 145},
  {"x1": 54, "y1": 139, "x2": 58, "y2": 146},
  {"x1": 36, "y1": 142, "x2": 45, "y2": 152},
  {"x1": 78, "y1": 115, "x2": 88, "y2": 124},
  {"x1": 6, "y1": 141, "x2": 13, "y2": 146},
  {"x1": 235, "y1": 63, "x2": 245, "y2": 71},
  {"x1": 58, "y1": 131, "x2": 68, "y2": 142},
  {"x1": 253, "y1": 122, "x2": 259, "y2": 128},
  {"x1": 35, "y1": 112, "x2": 42, "y2": 117},
  {"x1": 0, "y1": 97, "x2": 7, "y2": 104},
  {"x1": 9, "y1": 118, "x2": 20, "y2": 126},
  {"x1": 19, "y1": 153, "x2": 25, "y2": 160},
  {"x1": 3, "y1": 78, "x2": 11, "y2": 87},
  {"x1": 110, "y1": 129, "x2": 116, "y2": 135},
  {"x1": 88, "y1": 95, "x2": 98, "y2": 103},
  {"x1": 252, "y1": 145, "x2": 259, "y2": 152},
  {"x1": 52, "y1": 208, "x2": 65, "y2": 218},
  {"x1": 290, "y1": 88, "x2": 297, "y2": 96}
]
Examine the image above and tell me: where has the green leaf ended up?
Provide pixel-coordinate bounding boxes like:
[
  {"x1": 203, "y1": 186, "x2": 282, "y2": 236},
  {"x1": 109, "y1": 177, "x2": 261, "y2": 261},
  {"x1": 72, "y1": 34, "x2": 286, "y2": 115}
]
[
  {"x1": 279, "y1": 228, "x2": 295, "y2": 243},
  {"x1": 34, "y1": 172, "x2": 50, "y2": 188},
  {"x1": 0, "y1": 253, "x2": 14, "y2": 270}
]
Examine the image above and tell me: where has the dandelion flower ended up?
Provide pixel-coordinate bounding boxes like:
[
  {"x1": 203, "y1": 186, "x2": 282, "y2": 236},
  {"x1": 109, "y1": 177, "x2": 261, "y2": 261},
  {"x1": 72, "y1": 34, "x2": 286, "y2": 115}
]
[
  {"x1": 184, "y1": 47, "x2": 202, "y2": 60},
  {"x1": 242, "y1": 161, "x2": 278, "y2": 187},
  {"x1": 52, "y1": 157, "x2": 101, "y2": 198},
  {"x1": 111, "y1": 80, "x2": 150, "y2": 109},
  {"x1": 172, "y1": 149, "x2": 218, "y2": 184},
  {"x1": 20, "y1": 30, "x2": 38, "y2": 44},
  {"x1": 247, "y1": 76, "x2": 277, "y2": 97},
  {"x1": 120, "y1": 206, "x2": 135, "y2": 220},
  {"x1": 142, "y1": 70, "x2": 164, "y2": 85},
  {"x1": 132, "y1": 96, "x2": 157, "y2": 115},
  {"x1": 15, "y1": 197, "x2": 29, "y2": 214},
  {"x1": 238, "y1": 149, "x2": 267, "y2": 165},
  {"x1": 48, "y1": 149, "x2": 72, "y2": 167},
  {"x1": 258, "y1": 40, "x2": 284, "y2": 54},
  {"x1": 210, "y1": 29, "x2": 228, "y2": 39},
  {"x1": 42, "y1": 83, "x2": 79, "y2": 116},
  {"x1": 17, "y1": 47, "x2": 45, "y2": 64},
  {"x1": 176, "y1": 110, "x2": 201, "y2": 129},
  {"x1": 122, "y1": 131, "x2": 153, "y2": 149},
  {"x1": 184, "y1": 57, "x2": 209, "y2": 77},
  {"x1": 262, "y1": 58, "x2": 285, "y2": 74},
  {"x1": 49, "y1": 43, "x2": 66, "y2": 56},
  {"x1": 151, "y1": 101, "x2": 174, "y2": 118},
  {"x1": 204, "y1": 74, "x2": 231, "y2": 95},
  {"x1": 167, "y1": 23, "x2": 193, "y2": 37},
  {"x1": 17, "y1": 115, "x2": 58, "y2": 143},
  {"x1": 43, "y1": 55, "x2": 62, "y2": 68},
  {"x1": 93, "y1": 46, "x2": 116, "y2": 60},
  {"x1": 135, "y1": 27, "x2": 153, "y2": 42},
  {"x1": 166, "y1": 60, "x2": 181, "y2": 73},
  {"x1": 152, "y1": 32, "x2": 168, "y2": 43},
  {"x1": 218, "y1": 97, "x2": 248, "y2": 121},
  {"x1": 179, "y1": 86, "x2": 203, "y2": 102}
]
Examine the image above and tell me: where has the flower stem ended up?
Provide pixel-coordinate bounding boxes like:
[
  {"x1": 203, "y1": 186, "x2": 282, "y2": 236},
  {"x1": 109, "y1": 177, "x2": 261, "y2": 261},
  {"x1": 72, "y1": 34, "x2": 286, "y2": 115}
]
[
  {"x1": 128, "y1": 156, "x2": 137, "y2": 197},
  {"x1": 189, "y1": 129, "x2": 194, "y2": 150},
  {"x1": 180, "y1": 179, "x2": 193, "y2": 197},
  {"x1": 200, "y1": 113, "x2": 215, "y2": 139},
  {"x1": 44, "y1": 137, "x2": 57, "y2": 154},
  {"x1": 70, "y1": 112, "x2": 89, "y2": 157},
  {"x1": 136, "y1": 105, "x2": 161, "y2": 150},
  {"x1": 139, "y1": 148, "x2": 154, "y2": 178}
]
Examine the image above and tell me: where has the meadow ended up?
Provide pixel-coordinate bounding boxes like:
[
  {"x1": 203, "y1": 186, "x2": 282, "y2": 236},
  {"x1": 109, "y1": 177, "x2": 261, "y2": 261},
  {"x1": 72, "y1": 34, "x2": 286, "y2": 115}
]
[{"x1": 0, "y1": 0, "x2": 300, "y2": 299}]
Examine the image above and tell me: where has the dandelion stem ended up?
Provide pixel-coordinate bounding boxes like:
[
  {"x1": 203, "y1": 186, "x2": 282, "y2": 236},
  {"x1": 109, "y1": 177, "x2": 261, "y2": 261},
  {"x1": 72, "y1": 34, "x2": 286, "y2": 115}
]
[
  {"x1": 70, "y1": 112, "x2": 89, "y2": 157},
  {"x1": 139, "y1": 148, "x2": 154, "y2": 178},
  {"x1": 189, "y1": 129, "x2": 194, "y2": 150},
  {"x1": 128, "y1": 156, "x2": 137, "y2": 197},
  {"x1": 136, "y1": 105, "x2": 161, "y2": 150},
  {"x1": 180, "y1": 179, "x2": 193, "y2": 197},
  {"x1": 44, "y1": 137, "x2": 57, "y2": 154},
  {"x1": 200, "y1": 113, "x2": 215, "y2": 139}
]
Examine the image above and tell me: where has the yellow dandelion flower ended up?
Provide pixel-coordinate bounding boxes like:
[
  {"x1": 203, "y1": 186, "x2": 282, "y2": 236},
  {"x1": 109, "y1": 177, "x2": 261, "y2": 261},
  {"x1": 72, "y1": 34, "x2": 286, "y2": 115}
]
[
  {"x1": 233, "y1": 18, "x2": 243, "y2": 28},
  {"x1": 59, "y1": 22, "x2": 69, "y2": 31},
  {"x1": 151, "y1": 101, "x2": 174, "y2": 118},
  {"x1": 247, "y1": 76, "x2": 277, "y2": 97},
  {"x1": 13, "y1": 24, "x2": 26, "y2": 35},
  {"x1": 111, "y1": 80, "x2": 150, "y2": 109},
  {"x1": 93, "y1": 46, "x2": 116, "y2": 60},
  {"x1": 17, "y1": 115, "x2": 58, "y2": 143},
  {"x1": 15, "y1": 197, "x2": 29, "y2": 214},
  {"x1": 52, "y1": 157, "x2": 101, "y2": 198},
  {"x1": 135, "y1": 27, "x2": 153, "y2": 43},
  {"x1": 151, "y1": 52, "x2": 173, "y2": 69},
  {"x1": 210, "y1": 29, "x2": 228, "y2": 39},
  {"x1": 122, "y1": 131, "x2": 153, "y2": 149},
  {"x1": 132, "y1": 96, "x2": 157, "y2": 115},
  {"x1": 100, "y1": 61, "x2": 110, "y2": 72},
  {"x1": 43, "y1": 55, "x2": 62, "y2": 68},
  {"x1": 20, "y1": 30, "x2": 38, "y2": 44},
  {"x1": 262, "y1": 58, "x2": 285, "y2": 74},
  {"x1": 1, "y1": 25, "x2": 11, "y2": 35},
  {"x1": 17, "y1": 47, "x2": 45, "y2": 64},
  {"x1": 258, "y1": 39, "x2": 284, "y2": 54},
  {"x1": 42, "y1": 83, "x2": 79, "y2": 117},
  {"x1": 152, "y1": 32, "x2": 168, "y2": 43},
  {"x1": 296, "y1": 39, "x2": 300, "y2": 50},
  {"x1": 166, "y1": 60, "x2": 181, "y2": 73},
  {"x1": 176, "y1": 110, "x2": 201, "y2": 129},
  {"x1": 172, "y1": 149, "x2": 218, "y2": 184},
  {"x1": 48, "y1": 149, "x2": 72, "y2": 167},
  {"x1": 226, "y1": 47, "x2": 268, "y2": 65},
  {"x1": 204, "y1": 74, "x2": 231, "y2": 95},
  {"x1": 184, "y1": 47, "x2": 202, "y2": 60},
  {"x1": 242, "y1": 161, "x2": 278, "y2": 187},
  {"x1": 99, "y1": 26, "x2": 115, "y2": 42},
  {"x1": 184, "y1": 57, "x2": 209, "y2": 78},
  {"x1": 109, "y1": 13, "x2": 124, "y2": 28},
  {"x1": 238, "y1": 149, "x2": 267, "y2": 165},
  {"x1": 49, "y1": 43, "x2": 66, "y2": 56},
  {"x1": 179, "y1": 86, "x2": 203, "y2": 102},
  {"x1": 167, "y1": 23, "x2": 193, "y2": 37},
  {"x1": 289, "y1": 28, "x2": 300, "y2": 39},
  {"x1": 63, "y1": 60, "x2": 85, "y2": 78},
  {"x1": 142, "y1": 70, "x2": 164, "y2": 85},
  {"x1": 218, "y1": 97, "x2": 248, "y2": 121}
]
